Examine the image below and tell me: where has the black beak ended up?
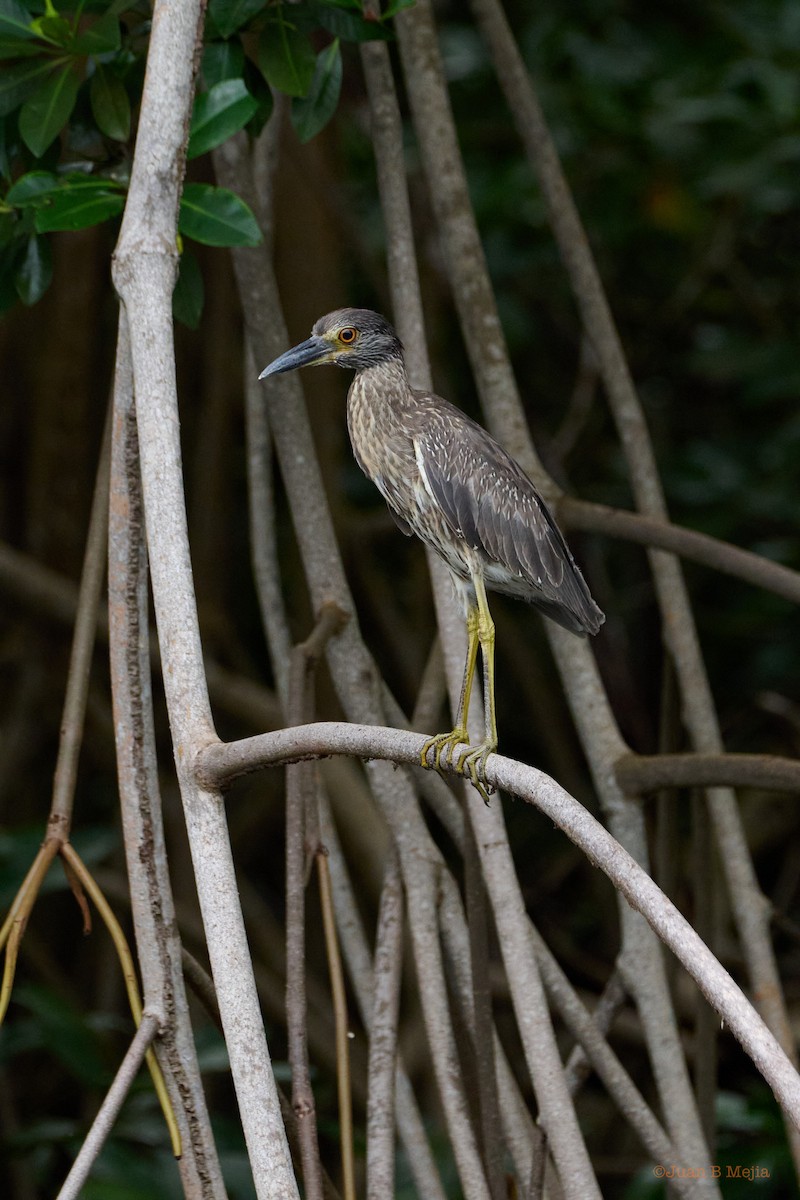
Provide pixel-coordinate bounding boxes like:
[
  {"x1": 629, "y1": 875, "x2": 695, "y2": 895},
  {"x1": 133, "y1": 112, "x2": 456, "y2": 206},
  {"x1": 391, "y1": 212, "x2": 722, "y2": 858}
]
[{"x1": 258, "y1": 334, "x2": 332, "y2": 379}]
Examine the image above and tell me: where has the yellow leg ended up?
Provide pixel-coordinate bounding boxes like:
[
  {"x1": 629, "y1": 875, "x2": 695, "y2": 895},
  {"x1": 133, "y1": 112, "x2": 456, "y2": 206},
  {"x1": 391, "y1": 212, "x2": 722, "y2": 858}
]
[
  {"x1": 420, "y1": 606, "x2": 479, "y2": 775},
  {"x1": 456, "y1": 575, "x2": 497, "y2": 803},
  {"x1": 420, "y1": 576, "x2": 498, "y2": 803}
]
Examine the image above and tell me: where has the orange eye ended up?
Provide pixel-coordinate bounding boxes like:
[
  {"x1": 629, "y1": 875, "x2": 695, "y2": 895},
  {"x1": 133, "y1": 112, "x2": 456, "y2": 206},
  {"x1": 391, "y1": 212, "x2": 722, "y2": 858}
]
[{"x1": 339, "y1": 327, "x2": 357, "y2": 344}]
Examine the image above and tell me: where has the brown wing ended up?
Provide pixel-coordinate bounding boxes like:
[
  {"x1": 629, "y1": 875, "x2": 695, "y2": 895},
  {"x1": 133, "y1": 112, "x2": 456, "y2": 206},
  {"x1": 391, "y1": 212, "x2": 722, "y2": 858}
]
[{"x1": 411, "y1": 397, "x2": 604, "y2": 636}]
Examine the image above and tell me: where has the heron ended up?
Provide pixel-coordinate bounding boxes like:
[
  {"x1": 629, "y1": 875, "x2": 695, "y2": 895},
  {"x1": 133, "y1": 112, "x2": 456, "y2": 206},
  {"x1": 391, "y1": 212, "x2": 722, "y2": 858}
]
[{"x1": 260, "y1": 308, "x2": 604, "y2": 801}]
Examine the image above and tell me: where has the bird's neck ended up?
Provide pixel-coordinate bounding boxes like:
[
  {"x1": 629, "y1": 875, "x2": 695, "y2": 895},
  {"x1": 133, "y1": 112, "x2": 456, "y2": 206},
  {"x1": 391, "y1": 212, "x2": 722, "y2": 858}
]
[
  {"x1": 347, "y1": 359, "x2": 413, "y2": 484},
  {"x1": 350, "y1": 358, "x2": 411, "y2": 409}
]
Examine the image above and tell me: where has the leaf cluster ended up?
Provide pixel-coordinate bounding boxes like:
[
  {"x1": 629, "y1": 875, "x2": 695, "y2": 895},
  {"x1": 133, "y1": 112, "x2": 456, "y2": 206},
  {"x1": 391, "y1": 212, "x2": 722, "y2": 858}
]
[{"x1": 0, "y1": 0, "x2": 412, "y2": 317}]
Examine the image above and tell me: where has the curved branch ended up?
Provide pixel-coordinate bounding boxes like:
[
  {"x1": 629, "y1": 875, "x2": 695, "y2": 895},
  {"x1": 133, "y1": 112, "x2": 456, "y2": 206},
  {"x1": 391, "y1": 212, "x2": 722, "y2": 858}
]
[
  {"x1": 195, "y1": 723, "x2": 800, "y2": 1128},
  {"x1": 617, "y1": 752, "x2": 800, "y2": 795},
  {"x1": 561, "y1": 498, "x2": 800, "y2": 607}
]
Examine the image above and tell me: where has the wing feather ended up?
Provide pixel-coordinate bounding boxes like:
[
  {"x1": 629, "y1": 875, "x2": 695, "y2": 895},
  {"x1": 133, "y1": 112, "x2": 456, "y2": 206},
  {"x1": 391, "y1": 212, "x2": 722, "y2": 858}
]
[{"x1": 411, "y1": 398, "x2": 604, "y2": 635}]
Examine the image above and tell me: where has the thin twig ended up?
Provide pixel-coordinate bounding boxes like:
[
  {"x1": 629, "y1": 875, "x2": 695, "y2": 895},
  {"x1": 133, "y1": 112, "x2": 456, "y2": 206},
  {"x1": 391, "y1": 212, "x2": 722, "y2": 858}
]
[
  {"x1": 692, "y1": 792, "x2": 719, "y2": 1155},
  {"x1": 528, "y1": 927, "x2": 702, "y2": 1198},
  {"x1": 49, "y1": 402, "x2": 112, "y2": 839},
  {"x1": 56, "y1": 1012, "x2": 160, "y2": 1200},
  {"x1": 0, "y1": 539, "x2": 284, "y2": 732},
  {"x1": 561, "y1": 497, "x2": 800, "y2": 607},
  {"x1": 436, "y1": 869, "x2": 538, "y2": 1188},
  {"x1": 525, "y1": 1127, "x2": 547, "y2": 1200},
  {"x1": 317, "y1": 851, "x2": 356, "y2": 1200},
  {"x1": 617, "y1": 752, "x2": 800, "y2": 794},
  {"x1": 563, "y1": 969, "x2": 627, "y2": 1095},
  {"x1": 180, "y1": 946, "x2": 345, "y2": 1200},
  {"x1": 60, "y1": 843, "x2": 180, "y2": 1157},
  {"x1": 284, "y1": 611, "x2": 343, "y2": 1200},
  {"x1": 462, "y1": 819, "x2": 506, "y2": 1200},
  {"x1": 0, "y1": 840, "x2": 60, "y2": 1022},
  {"x1": 366, "y1": 847, "x2": 404, "y2": 1200},
  {"x1": 317, "y1": 795, "x2": 450, "y2": 1200}
]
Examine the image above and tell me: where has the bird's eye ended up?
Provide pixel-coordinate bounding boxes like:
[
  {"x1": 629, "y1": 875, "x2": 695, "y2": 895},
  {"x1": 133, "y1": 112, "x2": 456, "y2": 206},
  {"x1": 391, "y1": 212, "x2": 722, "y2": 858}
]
[{"x1": 339, "y1": 327, "x2": 357, "y2": 344}]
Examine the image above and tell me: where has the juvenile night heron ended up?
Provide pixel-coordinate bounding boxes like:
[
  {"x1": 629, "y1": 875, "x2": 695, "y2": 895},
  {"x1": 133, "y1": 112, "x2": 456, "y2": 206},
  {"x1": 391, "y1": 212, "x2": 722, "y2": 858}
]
[{"x1": 260, "y1": 309, "x2": 604, "y2": 799}]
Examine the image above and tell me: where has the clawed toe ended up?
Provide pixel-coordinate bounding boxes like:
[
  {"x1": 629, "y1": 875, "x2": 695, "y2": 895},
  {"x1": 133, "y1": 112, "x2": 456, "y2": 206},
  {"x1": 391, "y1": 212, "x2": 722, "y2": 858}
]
[
  {"x1": 420, "y1": 728, "x2": 469, "y2": 777},
  {"x1": 421, "y1": 730, "x2": 496, "y2": 804},
  {"x1": 456, "y1": 742, "x2": 496, "y2": 805}
]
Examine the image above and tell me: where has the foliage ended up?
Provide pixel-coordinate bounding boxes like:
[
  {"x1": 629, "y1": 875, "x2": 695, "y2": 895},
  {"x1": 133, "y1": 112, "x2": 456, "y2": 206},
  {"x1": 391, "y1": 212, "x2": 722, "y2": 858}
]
[
  {"x1": 0, "y1": 0, "x2": 402, "y2": 318},
  {"x1": 2, "y1": 1, "x2": 800, "y2": 1197},
  {"x1": 435, "y1": 0, "x2": 800, "y2": 726}
]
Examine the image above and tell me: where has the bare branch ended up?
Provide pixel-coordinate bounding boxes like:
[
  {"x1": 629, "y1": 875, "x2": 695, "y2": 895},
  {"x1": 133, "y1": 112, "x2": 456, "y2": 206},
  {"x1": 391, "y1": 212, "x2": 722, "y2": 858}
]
[
  {"x1": 466, "y1": 0, "x2": 800, "y2": 1173},
  {"x1": 317, "y1": 796, "x2": 449, "y2": 1200},
  {"x1": 394, "y1": 0, "x2": 712, "y2": 1184},
  {"x1": 195, "y1": 721, "x2": 800, "y2": 1127},
  {"x1": 368, "y1": 13, "x2": 601, "y2": 1192},
  {"x1": 561, "y1": 497, "x2": 800, "y2": 607},
  {"x1": 285, "y1": 610, "x2": 346, "y2": 1200},
  {"x1": 215, "y1": 130, "x2": 495, "y2": 1200},
  {"x1": 527, "y1": 928, "x2": 699, "y2": 1197},
  {"x1": 366, "y1": 849, "x2": 404, "y2": 1200},
  {"x1": 56, "y1": 1012, "x2": 160, "y2": 1200},
  {"x1": 617, "y1": 752, "x2": 800, "y2": 794},
  {"x1": 564, "y1": 970, "x2": 627, "y2": 1095},
  {"x1": 108, "y1": 318, "x2": 226, "y2": 1196},
  {"x1": 0, "y1": 539, "x2": 284, "y2": 732},
  {"x1": 111, "y1": 0, "x2": 298, "y2": 1192},
  {"x1": 462, "y1": 821, "x2": 505, "y2": 1200},
  {"x1": 49, "y1": 403, "x2": 111, "y2": 839},
  {"x1": 318, "y1": 852, "x2": 356, "y2": 1200}
]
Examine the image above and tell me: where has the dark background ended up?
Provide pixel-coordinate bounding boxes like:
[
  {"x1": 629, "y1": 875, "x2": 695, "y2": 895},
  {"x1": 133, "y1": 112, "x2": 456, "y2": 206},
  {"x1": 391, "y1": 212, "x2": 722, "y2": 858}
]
[{"x1": 1, "y1": 1, "x2": 799, "y2": 1195}]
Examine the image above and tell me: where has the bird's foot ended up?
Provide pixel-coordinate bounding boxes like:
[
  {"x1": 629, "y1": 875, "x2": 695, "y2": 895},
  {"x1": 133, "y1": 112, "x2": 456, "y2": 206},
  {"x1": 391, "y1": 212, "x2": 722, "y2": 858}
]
[
  {"x1": 420, "y1": 727, "x2": 470, "y2": 778},
  {"x1": 456, "y1": 740, "x2": 497, "y2": 806},
  {"x1": 420, "y1": 729, "x2": 496, "y2": 805}
]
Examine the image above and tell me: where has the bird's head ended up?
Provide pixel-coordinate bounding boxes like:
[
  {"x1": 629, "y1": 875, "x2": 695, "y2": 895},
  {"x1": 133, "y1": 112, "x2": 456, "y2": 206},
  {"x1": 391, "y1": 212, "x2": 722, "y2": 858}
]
[{"x1": 259, "y1": 308, "x2": 403, "y2": 379}]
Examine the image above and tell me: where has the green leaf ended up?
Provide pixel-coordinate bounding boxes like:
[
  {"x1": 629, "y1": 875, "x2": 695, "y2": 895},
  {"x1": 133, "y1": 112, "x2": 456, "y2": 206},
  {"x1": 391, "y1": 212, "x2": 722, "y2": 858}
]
[
  {"x1": 208, "y1": 0, "x2": 266, "y2": 40},
  {"x1": 72, "y1": 12, "x2": 120, "y2": 54},
  {"x1": 33, "y1": 176, "x2": 126, "y2": 231},
  {"x1": 15, "y1": 231, "x2": 51, "y2": 303},
  {"x1": 308, "y1": 2, "x2": 392, "y2": 43},
  {"x1": 188, "y1": 78, "x2": 258, "y2": 160},
  {"x1": 202, "y1": 40, "x2": 245, "y2": 89},
  {"x1": 291, "y1": 37, "x2": 341, "y2": 143},
  {"x1": 18, "y1": 63, "x2": 79, "y2": 156},
  {"x1": 6, "y1": 168, "x2": 57, "y2": 203},
  {"x1": 173, "y1": 248, "x2": 203, "y2": 328},
  {"x1": 29, "y1": 14, "x2": 72, "y2": 46},
  {"x1": 0, "y1": 0, "x2": 36, "y2": 41},
  {"x1": 90, "y1": 65, "x2": 130, "y2": 141},
  {"x1": 0, "y1": 36, "x2": 44, "y2": 58},
  {"x1": 258, "y1": 10, "x2": 316, "y2": 98},
  {"x1": 179, "y1": 181, "x2": 261, "y2": 247},
  {"x1": 0, "y1": 58, "x2": 57, "y2": 118}
]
